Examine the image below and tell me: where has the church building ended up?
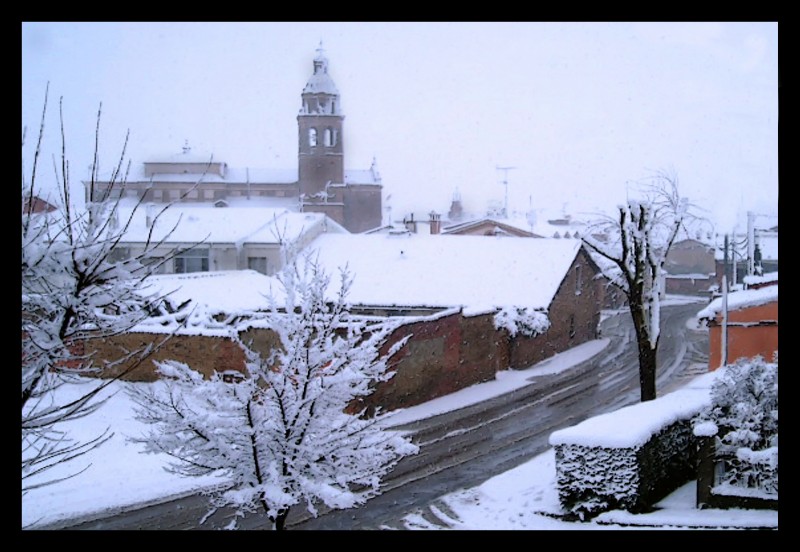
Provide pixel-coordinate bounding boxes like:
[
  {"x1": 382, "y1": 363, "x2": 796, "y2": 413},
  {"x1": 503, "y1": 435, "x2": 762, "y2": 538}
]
[{"x1": 84, "y1": 45, "x2": 383, "y2": 234}]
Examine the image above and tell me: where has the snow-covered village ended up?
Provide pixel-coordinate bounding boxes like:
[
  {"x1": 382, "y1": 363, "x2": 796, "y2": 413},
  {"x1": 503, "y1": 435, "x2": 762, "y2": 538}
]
[{"x1": 21, "y1": 22, "x2": 778, "y2": 531}]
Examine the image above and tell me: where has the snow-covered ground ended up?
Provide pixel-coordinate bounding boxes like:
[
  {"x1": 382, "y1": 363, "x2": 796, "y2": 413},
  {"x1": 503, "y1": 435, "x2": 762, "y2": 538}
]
[{"x1": 21, "y1": 297, "x2": 777, "y2": 530}]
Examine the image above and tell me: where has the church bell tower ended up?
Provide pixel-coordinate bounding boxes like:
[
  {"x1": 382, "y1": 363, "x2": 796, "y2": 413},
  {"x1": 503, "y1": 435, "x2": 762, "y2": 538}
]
[{"x1": 298, "y1": 43, "x2": 345, "y2": 201}]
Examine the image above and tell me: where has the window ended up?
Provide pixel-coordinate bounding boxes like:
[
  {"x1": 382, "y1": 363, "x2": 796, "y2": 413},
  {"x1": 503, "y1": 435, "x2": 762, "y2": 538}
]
[
  {"x1": 142, "y1": 256, "x2": 166, "y2": 275},
  {"x1": 222, "y1": 370, "x2": 244, "y2": 384},
  {"x1": 309, "y1": 128, "x2": 318, "y2": 147},
  {"x1": 569, "y1": 314, "x2": 576, "y2": 339},
  {"x1": 108, "y1": 247, "x2": 131, "y2": 264},
  {"x1": 575, "y1": 264, "x2": 582, "y2": 295},
  {"x1": 174, "y1": 249, "x2": 209, "y2": 273},
  {"x1": 324, "y1": 128, "x2": 337, "y2": 147},
  {"x1": 248, "y1": 256, "x2": 268, "y2": 275}
]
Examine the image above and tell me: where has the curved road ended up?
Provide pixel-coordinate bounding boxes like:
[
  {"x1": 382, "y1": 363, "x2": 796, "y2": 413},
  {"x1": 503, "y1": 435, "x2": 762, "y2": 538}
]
[{"x1": 60, "y1": 301, "x2": 708, "y2": 530}]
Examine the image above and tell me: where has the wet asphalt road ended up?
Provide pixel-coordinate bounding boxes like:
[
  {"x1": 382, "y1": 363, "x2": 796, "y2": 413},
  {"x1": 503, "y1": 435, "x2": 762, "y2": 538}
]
[{"x1": 55, "y1": 301, "x2": 708, "y2": 530}]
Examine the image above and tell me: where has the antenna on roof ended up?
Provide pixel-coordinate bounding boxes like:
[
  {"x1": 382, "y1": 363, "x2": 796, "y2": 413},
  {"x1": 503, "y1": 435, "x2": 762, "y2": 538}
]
[{"x1": 496, "y1": 166, "x2": 516, "y2": 218}]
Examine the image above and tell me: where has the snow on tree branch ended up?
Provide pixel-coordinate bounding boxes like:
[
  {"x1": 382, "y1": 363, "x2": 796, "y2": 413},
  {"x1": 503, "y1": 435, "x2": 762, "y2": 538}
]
[
  {"x1": 693, "y1": 355, "x2": 778, "y2": 496},
  {"x1": 580, "y1": 170, "x2": 702, "y2": 402},
  {"x1": 22, "y1": 90, "x2": 190, "y2": 492},
  {"x1": 493, "y1": 306, "x2": 550, "y2": 337},
  {"x1": 127, "y1": 254, "x2": 418, "y2": 530}
]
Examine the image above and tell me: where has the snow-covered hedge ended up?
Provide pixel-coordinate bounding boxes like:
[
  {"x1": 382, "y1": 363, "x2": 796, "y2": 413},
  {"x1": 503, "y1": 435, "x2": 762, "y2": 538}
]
[
  {"x1": 549, "y1": 379, "x2": 714, "y2": 519},
  {"x1": 693, "y1": 355, "x2": 778, "y2": 501},
  {"x1": 552, "y1": 421, "x2": 697, "y2": 519}
]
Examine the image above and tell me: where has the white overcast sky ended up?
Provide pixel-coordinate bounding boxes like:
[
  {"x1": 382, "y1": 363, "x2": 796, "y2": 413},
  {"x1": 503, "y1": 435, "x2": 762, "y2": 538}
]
[{"x1": 21, "y1": 22, "x2": 778, "y2": 231}]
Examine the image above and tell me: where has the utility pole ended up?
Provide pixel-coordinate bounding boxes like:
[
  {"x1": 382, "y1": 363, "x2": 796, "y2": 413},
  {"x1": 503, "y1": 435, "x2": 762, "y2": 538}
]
[
  {"x1": 721, "y1": 275, "x2": 728, "y2": 369},
  {"x1": 496, "y1": 166, "x2": 516, "y2": 218},
  {"x1": 747, "y1": 211, "x2": 755, "y2": 277}
]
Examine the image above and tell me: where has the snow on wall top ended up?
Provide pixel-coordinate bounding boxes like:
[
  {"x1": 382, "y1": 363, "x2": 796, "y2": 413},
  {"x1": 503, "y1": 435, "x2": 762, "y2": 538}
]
[
  {"x1": 305, "y1": 233, "x2": 583, "y2": 313},
  {"x1": 548, "y1": 370, "x2": 718, "y2": 449},
  {"x1": 115, "y1": 204, "x2": 328, "y2": 245},
  {"x1": 696, "y1": 285, "x2": 779, "y2": 320},
  {"x1": 743, "y1": 271, "x2": 778, "y2": 286}
]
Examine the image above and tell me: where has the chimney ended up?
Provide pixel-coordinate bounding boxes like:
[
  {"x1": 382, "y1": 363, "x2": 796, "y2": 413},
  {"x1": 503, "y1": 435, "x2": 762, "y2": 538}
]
[
  {"x1": 404, "y1": 213, "x2": 417, "y2": 233},
  {"x1": 429, "y1": 211, "x2": 441, "y2": 235}
]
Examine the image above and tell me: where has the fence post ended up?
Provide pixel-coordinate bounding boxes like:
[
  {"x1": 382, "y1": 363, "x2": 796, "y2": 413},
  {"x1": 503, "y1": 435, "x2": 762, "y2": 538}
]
[{"x1": 696, "y1": 435, "x2": 716, "y2": 509}]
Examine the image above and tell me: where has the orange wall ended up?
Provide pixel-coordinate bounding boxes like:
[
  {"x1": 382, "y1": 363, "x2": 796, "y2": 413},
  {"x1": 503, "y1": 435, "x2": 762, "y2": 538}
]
[
  {"x1": 726, "y1": 302, "x2": 777, "y2": 324},
  {"x1": 707, "y1": 301, "x2": 778, "y2": 370}
]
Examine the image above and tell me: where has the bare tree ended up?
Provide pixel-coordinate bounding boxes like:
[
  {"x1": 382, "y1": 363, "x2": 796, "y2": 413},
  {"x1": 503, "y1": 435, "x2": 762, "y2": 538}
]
[
  {"x1": 128, "y1": 254, "x2": 418, "y2": 530},
  {"x1": 581, "y1": 170, "x2": 699, "y2": 402},
  {"x1": 21, "y1": 87, "x2": 190, "y2": 494}
]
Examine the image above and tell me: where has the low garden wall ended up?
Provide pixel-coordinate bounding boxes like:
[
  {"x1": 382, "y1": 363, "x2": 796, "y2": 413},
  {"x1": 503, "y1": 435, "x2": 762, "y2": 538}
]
[{"x1": 549, "y1": 384, "x2": 711, "y2": 519}]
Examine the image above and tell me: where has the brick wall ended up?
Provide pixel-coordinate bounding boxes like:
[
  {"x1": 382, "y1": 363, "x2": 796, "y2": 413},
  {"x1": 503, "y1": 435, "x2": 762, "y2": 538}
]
[
  {"x1": 77, "y1": 249, "x2": 603, "y2": 412},
  {"x1": 357, "y1": 311, "x2": 503, "y2": 413},
  {"x1": 510, "y1": 249, "x2": 600, "y2": 369},
  {"x1": 83, "y1": 332, "x2": 247, "y2": 382},
  {"x1": 666, "y1": 275, "x2": 714, "y2": 296}
]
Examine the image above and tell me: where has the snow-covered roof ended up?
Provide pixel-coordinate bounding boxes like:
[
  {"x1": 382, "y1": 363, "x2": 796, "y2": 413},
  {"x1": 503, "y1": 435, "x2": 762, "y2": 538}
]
[
  {"x1": 115, "y1": 204, "x2": 333, "y2": 245},
  {"x1": 98, "y1": 163, "x2": 382, "y2": 188},
  {"x1": 144, "y1": 148, "x2": 218, "y2": 164},
  {"x1": 442, "y1": 218, "x2": 541, "y2": 237},
  {"x1": 304, "y1": 233, "x2": 584, "y2": 313},
  {"x1": 119, "y1": 164, "x2": 299, "y2": 185},
  {"x1": 444, "y1": 214, "x2": 586, "y2": 240},
  {"x1": 549, "y1": 370, "x2": 718, "y2": 449},
  {"x1": 141, "y1": 270, "x2": 276, "y2": 316},
  {"x1": 697, "y1": 285, "x2": 779, "y2": 320},
  {"x1": 302, "y1": 50, "x2": 339, "y2": 95},
  {"x1": 743, "y1": 271, "x2": 778, "y2": 286},
  {"x1": 344, "y1": 169, "x2": 381, "y2": 186}
]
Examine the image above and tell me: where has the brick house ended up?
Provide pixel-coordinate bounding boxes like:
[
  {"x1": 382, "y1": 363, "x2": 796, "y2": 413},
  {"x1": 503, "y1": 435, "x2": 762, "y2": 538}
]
[
  {"x1": 697, "y1": 282, "x2": 778, "y2": 370},
  {"x1": 664, "y1": 238, "x2": 717, "y2": 296}
]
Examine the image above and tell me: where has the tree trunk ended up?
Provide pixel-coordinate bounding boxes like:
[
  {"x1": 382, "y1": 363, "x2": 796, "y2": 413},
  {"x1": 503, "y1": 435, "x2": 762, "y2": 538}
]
[
  {"x1": 629, "y1": 298, "x2": 657, "y2": 402},
  {"x1": 274, "y1": 508, "x2": 289, "y2": 530},
  {"x1": 636, "y1": 335, "x2": 657, "y2": 402}
]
